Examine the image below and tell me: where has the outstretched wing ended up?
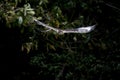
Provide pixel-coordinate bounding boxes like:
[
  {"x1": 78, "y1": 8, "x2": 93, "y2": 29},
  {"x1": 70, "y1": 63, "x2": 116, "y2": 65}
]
[{"x1": 62, "y1": 25, "x2": 96, "y2": 34}]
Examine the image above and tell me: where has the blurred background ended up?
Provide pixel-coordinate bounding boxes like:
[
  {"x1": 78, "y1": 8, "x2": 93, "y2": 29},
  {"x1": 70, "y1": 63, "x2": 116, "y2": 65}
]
[{"x1": 0, "y1": 0, "x2": 120, "y2": 80}]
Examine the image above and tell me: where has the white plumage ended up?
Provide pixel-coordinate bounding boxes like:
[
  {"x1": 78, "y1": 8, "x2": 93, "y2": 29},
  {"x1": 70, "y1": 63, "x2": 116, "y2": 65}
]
[{"x1": 34, "y1": 19, "x2": 96, "y2": 35}]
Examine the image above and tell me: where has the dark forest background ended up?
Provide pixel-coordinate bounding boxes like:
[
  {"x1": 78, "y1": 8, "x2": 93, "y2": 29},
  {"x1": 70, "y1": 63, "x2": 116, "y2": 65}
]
[{"x1": 0, "y1": 0, "x2": 120, "y2": 80}]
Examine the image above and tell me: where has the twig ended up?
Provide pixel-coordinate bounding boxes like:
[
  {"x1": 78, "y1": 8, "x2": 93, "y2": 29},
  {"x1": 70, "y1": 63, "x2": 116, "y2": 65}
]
[
  {"x1": 55, "y1": 63, "x2": 66, "y2": 80},
  {"x1": 104, "y1": 2, "x2": 120, "y2": 11}
]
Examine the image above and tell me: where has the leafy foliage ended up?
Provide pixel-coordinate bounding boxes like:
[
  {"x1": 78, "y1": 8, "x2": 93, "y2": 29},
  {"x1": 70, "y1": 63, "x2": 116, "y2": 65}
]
[{"x1": 0, "y1": 0, "x2": 120, "y2": 80}]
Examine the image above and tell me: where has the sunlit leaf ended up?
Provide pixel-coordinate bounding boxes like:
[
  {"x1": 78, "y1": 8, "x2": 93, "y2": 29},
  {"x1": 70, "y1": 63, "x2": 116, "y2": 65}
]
[{"x1": 18, "y1": 16, "x2": 23, "y2": 24}]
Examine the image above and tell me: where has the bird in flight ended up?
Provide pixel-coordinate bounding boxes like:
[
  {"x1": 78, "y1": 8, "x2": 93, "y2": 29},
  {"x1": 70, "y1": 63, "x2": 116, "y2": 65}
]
[{"x1": 34, "y1": 18, "x2": 96, "y2": 35}]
